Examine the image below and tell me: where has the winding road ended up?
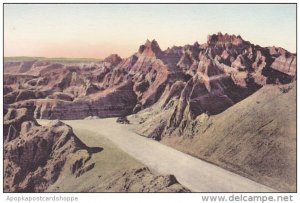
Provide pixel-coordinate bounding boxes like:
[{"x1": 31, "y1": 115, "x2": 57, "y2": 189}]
[{"x1": 63, "y1": 118, "x2": 276, "y2": 192}]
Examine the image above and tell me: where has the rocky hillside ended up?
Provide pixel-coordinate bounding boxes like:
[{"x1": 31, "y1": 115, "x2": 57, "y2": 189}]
[
  {"x1": 4, "y1": 108, "x2": 101, "y2": 192},
  {"x1": 4, "y1": 107, "x2": 189, "y2": 192},
  {"x1": 132, "y1": 82, "x2": 296, "y2": 192},
  {"x1": 4, "y1": 33, "x2": 296, "y2": 192},
  {"x1": 102, "y1": 167, "x2": 189, "y2": 192},
  {"x1": 4, "y1": 33, "x2": 296, "y2": 120}
]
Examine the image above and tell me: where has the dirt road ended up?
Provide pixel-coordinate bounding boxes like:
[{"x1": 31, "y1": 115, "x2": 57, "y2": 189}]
[{"x1": 63, "y1": 118, "x2": 276, "y2": 192}]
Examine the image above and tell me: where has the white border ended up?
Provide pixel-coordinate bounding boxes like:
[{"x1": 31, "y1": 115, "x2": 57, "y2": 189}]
[{"x1": 0, "y1": 1, "x2": 299, "y2": 203}]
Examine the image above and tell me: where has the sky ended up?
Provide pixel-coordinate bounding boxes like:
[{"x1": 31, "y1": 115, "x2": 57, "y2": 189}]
[{"x1": 4, "y1": 4, "x2": 296, "y2": 58}]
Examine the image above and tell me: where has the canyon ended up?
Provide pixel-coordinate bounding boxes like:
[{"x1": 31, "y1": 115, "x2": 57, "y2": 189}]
[{"x1": 3, "y1": 33, "x2": 296, "y2": 192}]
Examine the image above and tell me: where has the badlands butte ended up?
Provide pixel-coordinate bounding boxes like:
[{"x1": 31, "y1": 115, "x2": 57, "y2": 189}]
[{"x1": 4, "y1": 33, "x2": 296, "y2": 192}]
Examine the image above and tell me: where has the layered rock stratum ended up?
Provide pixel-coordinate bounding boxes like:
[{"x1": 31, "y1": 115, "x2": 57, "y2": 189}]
[
  {"x1": 4, "y1": 33, "x2": 296, "y2": 192},
  {"x1": 3, "y1": 108, "x2": 188, "y2": 192},
  {"x1": 4, "y1": 33, "x2": 296, "y2": 120},
  {"x1": 4, "y1": 108, "x2": 100, "y2": 192}
]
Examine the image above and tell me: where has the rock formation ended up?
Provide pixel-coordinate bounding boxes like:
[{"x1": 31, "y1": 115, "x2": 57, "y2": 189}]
[
  {"x1": 4, "y1": 108, "x2": 101, "y2": 192},
  {"x1": 103, "y1": 54, "x2": 122, "y2": 66},
  {"x1": 133, "y1": 81, "x2": 296, "y2": 192},
  {"x1": 104, "y1": 167, "x2": 190, "y2": 192},
  {"x1": 4, "y1": 33, "x2": 296, "y2": 120},
  {"x1": 3, "y1": 33, "x2": 296, "y2": 192}
]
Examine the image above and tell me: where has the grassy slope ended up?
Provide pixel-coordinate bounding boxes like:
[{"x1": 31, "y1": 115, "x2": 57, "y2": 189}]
[{"x1": 161, "y1": 83, "x2": 296, "y2": 192}]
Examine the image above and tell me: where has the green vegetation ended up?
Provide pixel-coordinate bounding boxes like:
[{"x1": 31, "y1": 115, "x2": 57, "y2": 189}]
[{"x1": 4, "y1": 56, "x2": 102, "y2": 63}]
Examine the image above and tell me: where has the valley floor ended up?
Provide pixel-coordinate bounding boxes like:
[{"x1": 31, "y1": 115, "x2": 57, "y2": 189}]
[
  {"x1": 38, "y1": 120, "x2": 187, "y2": 192},
  {"x1": 40, "y1": 118, "x2": 276, "y2": 192}
]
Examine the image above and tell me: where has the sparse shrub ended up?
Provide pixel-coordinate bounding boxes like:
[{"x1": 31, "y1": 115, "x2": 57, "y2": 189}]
[
  {"x1": 279, "y1": 85, "x2": 294, "y2": 93},
  {"x1": 116, "y1": 116, "x2": 130, "y2": 124}
]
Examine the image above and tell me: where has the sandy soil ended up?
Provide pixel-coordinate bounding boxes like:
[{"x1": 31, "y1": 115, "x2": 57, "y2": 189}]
[
  {"x1": 53, "y1": 118, "x2": 276, "y2": 192},
  {"x1": 38, "y1": 120, "x2": 187, "y2": 192},
  {"x1": 131, "y1": 83, "x2": 296, "y2": 192}
]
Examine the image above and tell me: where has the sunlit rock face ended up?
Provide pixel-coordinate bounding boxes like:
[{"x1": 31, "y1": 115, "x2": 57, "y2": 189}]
[
  {"x1": 4, "y1": 108, "x2": 100, "y2": 192},
  {"x1": 4, "y1": 33, "x2": 296, "y2": 120}
]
